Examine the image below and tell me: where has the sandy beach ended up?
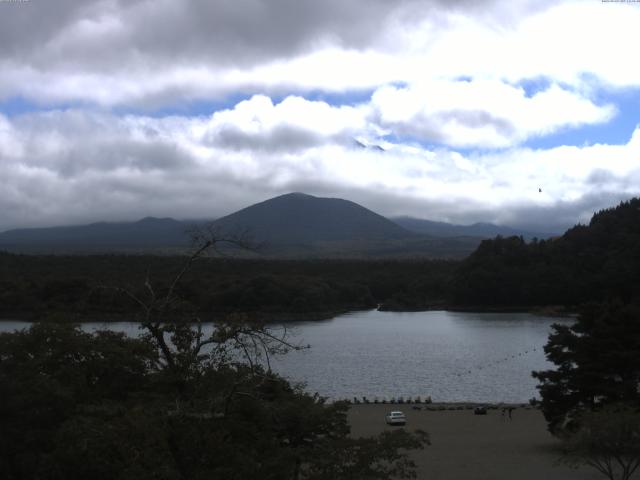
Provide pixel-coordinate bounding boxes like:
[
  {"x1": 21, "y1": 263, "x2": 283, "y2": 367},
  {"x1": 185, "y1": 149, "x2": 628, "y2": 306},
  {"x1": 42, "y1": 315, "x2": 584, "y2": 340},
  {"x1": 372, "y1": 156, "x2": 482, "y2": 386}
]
[{"x1": 348, "y1": 404, "x2": 602, "y2": 480}]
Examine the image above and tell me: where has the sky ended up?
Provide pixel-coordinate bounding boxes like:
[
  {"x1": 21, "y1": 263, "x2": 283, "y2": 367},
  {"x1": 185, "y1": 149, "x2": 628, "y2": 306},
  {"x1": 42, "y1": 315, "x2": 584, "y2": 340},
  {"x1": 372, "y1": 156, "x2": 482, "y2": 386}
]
[{"x1": 1, "y1": 0, "x2": 639, "y2": 233}]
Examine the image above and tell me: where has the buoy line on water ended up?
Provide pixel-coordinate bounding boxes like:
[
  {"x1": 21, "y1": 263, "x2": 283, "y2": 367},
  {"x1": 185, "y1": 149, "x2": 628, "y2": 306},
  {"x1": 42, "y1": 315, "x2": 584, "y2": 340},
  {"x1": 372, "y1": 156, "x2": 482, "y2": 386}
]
[{"x1": 453, "y1": 345, "x2": 543, "y2": 378}]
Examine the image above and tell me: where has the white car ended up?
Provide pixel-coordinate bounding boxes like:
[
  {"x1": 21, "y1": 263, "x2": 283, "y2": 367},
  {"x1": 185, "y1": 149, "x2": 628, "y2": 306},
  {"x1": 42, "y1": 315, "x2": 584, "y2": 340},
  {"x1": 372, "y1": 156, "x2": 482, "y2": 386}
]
[{"x1": 385, "y1": 411, "x2": 406, "y2": 426}]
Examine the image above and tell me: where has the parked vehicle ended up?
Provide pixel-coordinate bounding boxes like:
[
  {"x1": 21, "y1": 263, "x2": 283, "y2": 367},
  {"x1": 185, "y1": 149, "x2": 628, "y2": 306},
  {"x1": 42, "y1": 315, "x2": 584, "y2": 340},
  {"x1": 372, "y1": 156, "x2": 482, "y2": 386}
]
[
  {"x1": 474, "y1": 405, "x2": 488, "y2": 415},
  {"x1": 385, "y1": 411, "x2": 406, "y2": 425}
]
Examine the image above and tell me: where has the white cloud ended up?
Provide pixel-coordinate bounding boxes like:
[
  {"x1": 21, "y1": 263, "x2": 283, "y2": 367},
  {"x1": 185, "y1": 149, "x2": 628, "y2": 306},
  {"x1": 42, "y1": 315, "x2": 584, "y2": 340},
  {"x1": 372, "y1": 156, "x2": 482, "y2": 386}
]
[
  {"x1": 205, "y1": 95, "x2": 368, "y2": 146},
  {"x1": 0, "y1": 106, "x2": 639, "y2": 232},
  {"x1": 370, "y1": 80, "x2": 615, "y2": 148},
  {"x1": 1, "y1": 0, "x2": 639, "y2": 107}
]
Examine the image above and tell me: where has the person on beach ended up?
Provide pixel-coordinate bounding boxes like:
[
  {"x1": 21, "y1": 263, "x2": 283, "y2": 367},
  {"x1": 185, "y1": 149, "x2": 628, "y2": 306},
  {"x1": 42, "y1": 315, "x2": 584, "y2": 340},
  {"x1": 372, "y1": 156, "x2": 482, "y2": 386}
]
[{"x1": 508, "y1": 407, "x2": 514, "y2": 420}]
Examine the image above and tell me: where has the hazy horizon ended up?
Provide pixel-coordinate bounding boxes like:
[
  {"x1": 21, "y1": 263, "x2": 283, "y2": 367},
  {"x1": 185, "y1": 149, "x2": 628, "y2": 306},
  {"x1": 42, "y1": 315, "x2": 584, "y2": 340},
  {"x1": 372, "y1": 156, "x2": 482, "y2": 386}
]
[{"x1": 0, "y1": 191, "x2": 569, "y2": 235}]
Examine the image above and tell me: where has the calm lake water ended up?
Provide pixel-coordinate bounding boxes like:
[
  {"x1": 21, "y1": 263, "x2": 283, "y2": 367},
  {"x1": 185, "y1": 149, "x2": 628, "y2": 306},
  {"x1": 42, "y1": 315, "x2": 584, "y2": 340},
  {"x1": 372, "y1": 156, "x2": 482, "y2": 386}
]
[{"x1": 0, "y1": 310, "x2": 571, "y2": 403}]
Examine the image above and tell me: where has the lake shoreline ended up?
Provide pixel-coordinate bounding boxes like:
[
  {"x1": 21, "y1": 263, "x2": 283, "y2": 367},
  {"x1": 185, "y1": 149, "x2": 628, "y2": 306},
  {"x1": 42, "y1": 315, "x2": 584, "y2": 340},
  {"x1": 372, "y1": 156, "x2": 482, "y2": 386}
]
[
  {"x1": 379, "y1": 303, "x2": 577, "y2": 317},
  {"x1": 0, "y1": 304, "x2": 577, "y2": 323}
]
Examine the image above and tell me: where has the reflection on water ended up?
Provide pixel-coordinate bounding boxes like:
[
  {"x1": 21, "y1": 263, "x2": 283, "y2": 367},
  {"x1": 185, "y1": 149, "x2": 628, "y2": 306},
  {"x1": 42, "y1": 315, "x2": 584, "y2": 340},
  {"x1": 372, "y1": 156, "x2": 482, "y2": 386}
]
[{"x1": 0, "y1": 310, "x2": 571, "y2": 403}]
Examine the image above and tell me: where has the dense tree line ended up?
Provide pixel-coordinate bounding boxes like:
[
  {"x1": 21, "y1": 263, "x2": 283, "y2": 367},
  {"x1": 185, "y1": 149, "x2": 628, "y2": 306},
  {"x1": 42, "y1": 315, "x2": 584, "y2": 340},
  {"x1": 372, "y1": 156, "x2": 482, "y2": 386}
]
[
  {"x1": 0, "y1": 237, "x2": 429, "y2": 479},
  {"x1": 0, "y1": 255, "x2": 454, "y2": 320},
  {"x1": 452, "y1": 198, "x2": 640, "y2": 308},
  {"x1": 2, "y1": 197, "x2": 639, "y2": 319}
]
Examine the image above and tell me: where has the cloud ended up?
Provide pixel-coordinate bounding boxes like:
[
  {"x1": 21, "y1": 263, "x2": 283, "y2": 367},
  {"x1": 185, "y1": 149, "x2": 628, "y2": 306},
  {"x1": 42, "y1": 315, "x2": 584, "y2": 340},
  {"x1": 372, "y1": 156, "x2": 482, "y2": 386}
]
[
  {"x1": 199, "y1": 85, "x2": 613, "y2": 152},
  {"x1": 370, "y1": 80, "x2": 615, "y2": 148},
  {"x1": 500, "y1": 190, "x2": 640, "y2": 232},
  {"x1": 203, "y1": 95, "x2": 368, "y2": 152},
  {"x1": 1, "y1": 1, "x2": 640, "y2": 234},
  {"x1": 209, "y1": 124, "x2": 327, "y2": 153},
  {"x1": 1, "y1": 106, "x2": 639, "y2": 233},
  {"x1": 4, "y1": 0, "x2": 636, "y2": 108},
  {"x1": 1, "y1": 0, "x2": 512, "y2": 69}
]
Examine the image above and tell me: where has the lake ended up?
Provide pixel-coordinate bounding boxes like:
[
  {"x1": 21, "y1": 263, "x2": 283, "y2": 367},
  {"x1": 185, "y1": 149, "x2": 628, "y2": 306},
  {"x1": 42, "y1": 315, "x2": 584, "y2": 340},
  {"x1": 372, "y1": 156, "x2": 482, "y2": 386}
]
[{"x1": 0, "y1": 310, "x2": 570, "y2": 403}]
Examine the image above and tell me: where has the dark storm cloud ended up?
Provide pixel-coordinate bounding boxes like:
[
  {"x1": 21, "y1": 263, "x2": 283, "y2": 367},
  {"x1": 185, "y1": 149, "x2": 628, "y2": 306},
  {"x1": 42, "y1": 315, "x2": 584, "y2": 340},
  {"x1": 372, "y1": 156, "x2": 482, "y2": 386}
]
[
  {"x1": 0, "y1": 0, "x2": 508, "y2": 71},
  {"x1": 0, "y1": 0, "x2": 104, "y2": 57},
  {"x1": 10, "y1": 111, "x2": 193, "y2": 177},
  {"x1": 0, "y1": 109, "x2": 338, "y2": 230},
  {"x1": 0, "y1": 0, "x2": 560, "y2": 108},
  {"x1": 53, "y1": 140, "x2": 191, "y2": 177},
  {"x1": 0, "y1": 156, "x2": 245, "y2": 230},
  {"x1": 206, "y1": 124, "x2": 328, "y2": 153}
]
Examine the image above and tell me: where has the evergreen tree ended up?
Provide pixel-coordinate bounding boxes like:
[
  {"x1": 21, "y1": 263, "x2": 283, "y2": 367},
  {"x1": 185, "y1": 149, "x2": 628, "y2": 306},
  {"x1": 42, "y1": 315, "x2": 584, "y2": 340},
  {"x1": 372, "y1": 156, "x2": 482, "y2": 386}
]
[{"x1": 533, "y1": 302, "x2": 640, "y2": 434}]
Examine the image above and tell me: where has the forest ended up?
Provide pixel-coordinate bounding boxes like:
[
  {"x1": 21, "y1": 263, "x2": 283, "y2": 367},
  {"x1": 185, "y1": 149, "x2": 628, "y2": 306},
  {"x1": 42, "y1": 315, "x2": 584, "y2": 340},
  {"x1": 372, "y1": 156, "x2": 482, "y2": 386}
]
[
  {"x1": 0, "y1": 198, "x2": 639, "y2": 320},
  {"x1": 451, "y1": 198, "x2": 640, "y2": 308},
  {"x1": 0, "y1": 255, "x2": 454, "y2": 321}
]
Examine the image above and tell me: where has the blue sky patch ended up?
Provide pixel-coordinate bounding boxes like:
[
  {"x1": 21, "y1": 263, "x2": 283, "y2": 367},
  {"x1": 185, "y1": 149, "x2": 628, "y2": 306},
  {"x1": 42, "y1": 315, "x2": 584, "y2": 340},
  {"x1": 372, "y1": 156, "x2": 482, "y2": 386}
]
[
  {"x1": 111, "y1": 88, "x2": 376, "y2": 118},
  {"x1": 515, "y1": 77, "x2": 554, "y2": 98},
  {"x1": 524, "y1": 87, "x2": 640, "y2": 149},
  {"x1": 0, "y1": 96, "x2": 84, "y2": 117}
]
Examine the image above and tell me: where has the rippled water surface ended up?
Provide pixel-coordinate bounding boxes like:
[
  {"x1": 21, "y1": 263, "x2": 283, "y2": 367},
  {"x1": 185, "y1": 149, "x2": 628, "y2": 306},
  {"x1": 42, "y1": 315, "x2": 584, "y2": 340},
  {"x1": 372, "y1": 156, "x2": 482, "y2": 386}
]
[
  {"x1": 271, "y1": 310, "x2": 570, "y2": 403},
  {"x1": 0, "y1": 310, "x2": 571, "y2": 403}
]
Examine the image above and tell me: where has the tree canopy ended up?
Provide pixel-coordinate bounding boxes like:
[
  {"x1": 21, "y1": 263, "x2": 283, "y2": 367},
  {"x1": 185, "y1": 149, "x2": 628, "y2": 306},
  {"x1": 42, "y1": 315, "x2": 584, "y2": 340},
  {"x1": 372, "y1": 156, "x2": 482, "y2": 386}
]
[
  {"x1": 0, "y1": 320, "x2": 429, "y2": 480},
  {"x1": 452, "y1": 198, "x2": 640, "y2": 308},
  {"x1": 0, "y1": 232, "x2": 429, "y2": 479},
  {"x1": 532, "y1": 302, "x2": 640, "y2": 434}
]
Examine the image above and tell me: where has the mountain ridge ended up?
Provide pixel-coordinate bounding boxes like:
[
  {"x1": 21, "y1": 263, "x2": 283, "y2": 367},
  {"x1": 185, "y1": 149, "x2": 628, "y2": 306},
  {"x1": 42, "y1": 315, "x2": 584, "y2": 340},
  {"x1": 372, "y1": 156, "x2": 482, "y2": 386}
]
[
  {"x1": 0, "y1": 193, "x2": 553, "y2": 257},
  {"x1": 392, "y1": 216, "x2": 558, "y2": 240}
]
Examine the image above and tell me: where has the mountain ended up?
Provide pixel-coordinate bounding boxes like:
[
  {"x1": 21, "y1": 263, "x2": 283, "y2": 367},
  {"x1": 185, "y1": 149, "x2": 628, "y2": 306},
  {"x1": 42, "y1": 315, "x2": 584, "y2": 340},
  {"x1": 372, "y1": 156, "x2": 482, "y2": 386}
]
[
  {"x1": 212, "y1": 192, "x2": 413, "y2": 245},
  {"x1": 391, "y1": 216, "x2": 558, "y2": 240},
  {"x1": 0, "y1": 193, "x2": 481, "y2": 258},
  {"x1": 0, "y1": 217, "x2": 189, "y2": 252},
  {"x1": 209, "y1": 192, "x2": 482, "y2": 257}
]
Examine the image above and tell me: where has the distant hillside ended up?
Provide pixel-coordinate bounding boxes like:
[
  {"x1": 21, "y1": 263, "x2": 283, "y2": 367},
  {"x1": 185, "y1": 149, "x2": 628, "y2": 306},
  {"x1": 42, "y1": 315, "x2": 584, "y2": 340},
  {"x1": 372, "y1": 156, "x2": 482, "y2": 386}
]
[
  {"x1": 392, "y1": 216, "x2": 557, "y2": 240},
  {"x1": 0, "y1": 217, "x2": 189, "y2": 253},
  {"x1": 0, "y1": 193, "x2": 483, "y2": 258},
  {"x1": 209, "y1": 193, "x2": 485, "y2": 258},
  {"x1": 451, "y1": 197, "x2": 640, "y2": 307},
  {"x1": 212, "y1": 192, "x2": 413, "y2": 245}
]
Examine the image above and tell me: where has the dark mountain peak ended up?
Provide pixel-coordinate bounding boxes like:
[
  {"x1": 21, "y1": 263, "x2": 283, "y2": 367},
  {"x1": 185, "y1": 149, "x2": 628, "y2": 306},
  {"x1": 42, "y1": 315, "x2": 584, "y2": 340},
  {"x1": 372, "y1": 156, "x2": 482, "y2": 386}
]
[
  {"x1": 213, "y1": 193, "x2": 414, "y2": 245},
  {"x1": 281, "y1": 192, "x2": 313, "y2": 198}
]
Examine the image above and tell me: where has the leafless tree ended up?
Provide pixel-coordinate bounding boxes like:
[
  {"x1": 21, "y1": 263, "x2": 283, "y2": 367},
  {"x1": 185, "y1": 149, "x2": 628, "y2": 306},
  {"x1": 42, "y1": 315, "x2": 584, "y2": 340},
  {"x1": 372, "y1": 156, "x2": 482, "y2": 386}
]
[{"x1": 104, "y1": 224, "x2": 304, "y2": 386}]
